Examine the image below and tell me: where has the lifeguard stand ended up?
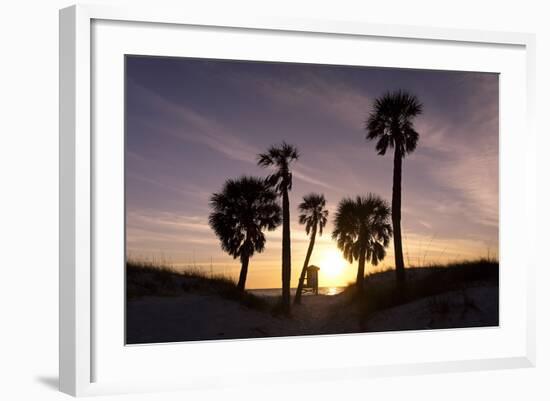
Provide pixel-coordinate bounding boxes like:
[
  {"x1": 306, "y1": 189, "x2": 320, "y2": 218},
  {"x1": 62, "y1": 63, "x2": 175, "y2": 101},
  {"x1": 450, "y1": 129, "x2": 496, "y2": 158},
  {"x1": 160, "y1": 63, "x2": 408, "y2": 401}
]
[{"x1": 304, "y1": 265, "x2": 320, "y2": 295}]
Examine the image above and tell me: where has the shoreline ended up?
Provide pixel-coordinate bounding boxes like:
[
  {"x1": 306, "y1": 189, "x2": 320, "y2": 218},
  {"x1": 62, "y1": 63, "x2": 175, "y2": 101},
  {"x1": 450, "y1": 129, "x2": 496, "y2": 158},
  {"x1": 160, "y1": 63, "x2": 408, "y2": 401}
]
[{"x1": 249, "y1": 286, "x2": 345, "y2": 297}]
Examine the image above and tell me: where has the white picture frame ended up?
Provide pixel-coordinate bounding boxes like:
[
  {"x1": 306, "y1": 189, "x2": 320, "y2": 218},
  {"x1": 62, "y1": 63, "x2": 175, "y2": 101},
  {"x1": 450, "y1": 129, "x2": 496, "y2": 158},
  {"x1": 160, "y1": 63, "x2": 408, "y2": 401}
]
[{"x1": 59, "y1": 4, "x2": 536, "y2": 397}]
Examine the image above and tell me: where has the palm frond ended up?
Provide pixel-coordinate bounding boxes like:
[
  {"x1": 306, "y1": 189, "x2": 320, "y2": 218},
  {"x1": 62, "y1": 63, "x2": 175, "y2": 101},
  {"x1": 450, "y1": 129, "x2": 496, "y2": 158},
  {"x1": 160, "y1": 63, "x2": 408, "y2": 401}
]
[
  {"x1": 297, "y1": 193, "x2": 328, "y2": 238},
  {"x1": 365, "y1": 90, "x2": 423, "y2": 158},
  {"x1": 332, "y1": 194, "x2": 392, "y2": 267},
  {"x1": 209, "y1": 176, "x2": 282, "y2": 261},
  {"x1": 257, "y1": 142, "x2": 299, "y2": 194}
]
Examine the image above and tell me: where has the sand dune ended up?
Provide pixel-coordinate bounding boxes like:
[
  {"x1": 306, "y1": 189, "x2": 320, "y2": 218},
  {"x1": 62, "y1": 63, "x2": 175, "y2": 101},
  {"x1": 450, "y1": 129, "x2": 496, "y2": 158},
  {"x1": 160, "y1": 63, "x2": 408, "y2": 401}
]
[{"x1": 126, "y1": 284, "x2": 497, "y2": 344}]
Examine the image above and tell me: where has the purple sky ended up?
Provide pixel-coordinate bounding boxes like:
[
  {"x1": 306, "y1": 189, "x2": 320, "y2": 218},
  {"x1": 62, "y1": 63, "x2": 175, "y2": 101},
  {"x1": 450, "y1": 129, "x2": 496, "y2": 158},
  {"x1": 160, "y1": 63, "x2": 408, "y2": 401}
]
[{"x1": 125, "y1": 56, "x2": 499, "y2": 289}]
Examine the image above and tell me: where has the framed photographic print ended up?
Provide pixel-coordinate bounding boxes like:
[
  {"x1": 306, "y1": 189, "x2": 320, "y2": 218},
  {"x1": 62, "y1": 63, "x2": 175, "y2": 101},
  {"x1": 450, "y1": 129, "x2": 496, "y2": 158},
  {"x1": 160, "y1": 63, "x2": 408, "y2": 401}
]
[{"x1": 59, "y1": 4, "x2": 536, "y2": 397}]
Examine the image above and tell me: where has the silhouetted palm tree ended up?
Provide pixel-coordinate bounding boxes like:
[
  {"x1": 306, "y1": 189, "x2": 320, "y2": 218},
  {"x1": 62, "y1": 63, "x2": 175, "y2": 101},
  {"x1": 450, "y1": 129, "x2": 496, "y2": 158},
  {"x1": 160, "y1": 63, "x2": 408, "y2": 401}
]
[
  {"x1": 209, "y1": 176, "x2": 282, "y2": 292},
  {"x1": 365, "y1": 90, "x2": 422, "y2": 283},
  {"x1": 294, "y1": 193, "x2": 328, "y2": 305},
  {"x1": 332, "y1": 195, "x2": 392, "y2": 294},
  {"x1": 257, "y1": 142, "x2": 299, "y2": 313}
]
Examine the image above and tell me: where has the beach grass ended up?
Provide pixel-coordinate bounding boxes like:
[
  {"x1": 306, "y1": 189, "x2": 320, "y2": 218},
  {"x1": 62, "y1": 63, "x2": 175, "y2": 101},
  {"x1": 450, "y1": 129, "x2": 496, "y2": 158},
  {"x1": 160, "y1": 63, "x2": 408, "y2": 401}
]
[
  {"x1": 126, "y1": 259, "x2": 269, "y2": 311},
  {"x1": 343, "y1": 258, "x2": 499, "y2": 323}
]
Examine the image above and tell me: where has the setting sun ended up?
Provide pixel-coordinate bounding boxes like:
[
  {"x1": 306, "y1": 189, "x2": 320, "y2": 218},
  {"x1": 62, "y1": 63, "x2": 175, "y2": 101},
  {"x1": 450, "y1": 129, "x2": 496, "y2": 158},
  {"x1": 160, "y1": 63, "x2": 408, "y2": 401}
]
[{"x1": 319, "y1": 248, "x2": 347, "y2": 277}]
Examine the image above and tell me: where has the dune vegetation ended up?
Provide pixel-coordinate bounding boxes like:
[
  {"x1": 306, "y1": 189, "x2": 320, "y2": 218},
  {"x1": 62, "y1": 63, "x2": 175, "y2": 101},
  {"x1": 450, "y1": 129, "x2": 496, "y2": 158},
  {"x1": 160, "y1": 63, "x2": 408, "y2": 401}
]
[
  {"x1": 344, "y1": 258, "x2": 499, "y2": 326},
  {"x1": 126, "y1": 259, "x2": 269, "y2": 311}
]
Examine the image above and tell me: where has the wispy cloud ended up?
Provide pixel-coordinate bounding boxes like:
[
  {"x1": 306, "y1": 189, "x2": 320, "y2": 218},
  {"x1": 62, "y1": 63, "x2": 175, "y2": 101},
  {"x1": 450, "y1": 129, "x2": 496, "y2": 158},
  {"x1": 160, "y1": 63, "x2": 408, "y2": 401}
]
[
  {"x1": 433, "y1": 152, "x2": 498, "y2": 228},
  {"x1": 251, "y1": 72, "x2": 371, "y2": 130},
  {"x1": 127, "y1": 209, "x2": 211, "y2": 232},
  {"x1": 127, "y1": 171, "x2": 210, "y2": 200},
  {"x1": 412, "y1": 90, "x2": 499, "y2": 229},
  {"x1": 128, "y1": 80, "x2": 335, "y2": 189}
]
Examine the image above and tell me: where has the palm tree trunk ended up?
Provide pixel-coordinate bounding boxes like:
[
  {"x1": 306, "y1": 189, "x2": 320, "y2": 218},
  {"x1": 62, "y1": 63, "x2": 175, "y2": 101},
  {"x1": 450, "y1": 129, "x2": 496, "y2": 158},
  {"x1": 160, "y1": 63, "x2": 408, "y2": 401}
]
[
  {"x1": 281, "y1": 188, "x2": 291, "y2": 313},
  {"x1": 356, "y1": 239, "x2": 367, "y2": 295},
  {"x1": 392, "y1": 147, "x2": 406, "y2": 282},
  {"x1": 294, "y1": 225, "x2": 317, "y2": 305},
  {"x1": 237, "y1": 254, "x2": 250, "y2": 292}
]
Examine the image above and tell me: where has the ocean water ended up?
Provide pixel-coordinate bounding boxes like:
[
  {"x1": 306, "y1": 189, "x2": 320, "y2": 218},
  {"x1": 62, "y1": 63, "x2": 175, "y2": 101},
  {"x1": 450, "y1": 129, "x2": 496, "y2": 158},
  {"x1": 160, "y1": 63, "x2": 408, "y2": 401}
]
[{"x1": 249, "y1": 287, "x2": 345, "y2": 297}]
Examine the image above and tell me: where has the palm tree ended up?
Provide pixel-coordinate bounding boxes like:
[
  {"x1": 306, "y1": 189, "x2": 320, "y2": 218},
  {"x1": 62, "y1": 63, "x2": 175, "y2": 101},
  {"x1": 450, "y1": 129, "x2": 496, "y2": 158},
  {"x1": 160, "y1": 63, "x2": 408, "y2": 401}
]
[
  {"x1": 209, "y1": 176, "x2": 282, "y2": 292},
  {"x1": 332, "y1": 195, "x2": 392, "y2": 294},
  {"x1": 365, "y1": 90, "x2": 423, "y2": 283},
  {"x1": 257, "y1": 142, "x2": 299, "y2": 313},
  {"x1": 294, "y1": 193, "x2": 328, "y2": 305}
]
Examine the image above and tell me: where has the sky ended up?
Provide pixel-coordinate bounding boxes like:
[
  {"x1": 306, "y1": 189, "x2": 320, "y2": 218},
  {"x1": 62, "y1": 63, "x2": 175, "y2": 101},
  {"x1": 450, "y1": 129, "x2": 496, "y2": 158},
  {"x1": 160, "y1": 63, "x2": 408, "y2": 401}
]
[{"x1": 125, "y1": 55, "x2": 499, "y2": 289}]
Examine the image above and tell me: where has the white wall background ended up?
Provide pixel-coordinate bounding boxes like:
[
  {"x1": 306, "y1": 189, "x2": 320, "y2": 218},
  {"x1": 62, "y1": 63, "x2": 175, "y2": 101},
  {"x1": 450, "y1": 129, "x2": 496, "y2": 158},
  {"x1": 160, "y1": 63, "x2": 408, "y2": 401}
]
[{"x1": 0, "y1": 0, "x2": 548, "y2": 400}]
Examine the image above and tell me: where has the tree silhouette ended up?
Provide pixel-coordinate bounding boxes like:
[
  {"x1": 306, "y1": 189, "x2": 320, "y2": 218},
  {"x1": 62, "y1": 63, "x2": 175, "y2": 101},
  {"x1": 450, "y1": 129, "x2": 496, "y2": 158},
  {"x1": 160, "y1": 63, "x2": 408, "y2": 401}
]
[
  {"x1": 365, "y1": 90, "x2": 422, "y2": 283},
  {"x1": 209, "y1": 176, "x2": 282, "y2": 291},
  {"x1": 332, "y1": 195, "x2": 392, "y2": 294},
  {"x1": 257, "y1": 142, "x2": 299, "y2": 313},
  {"x1": 294, "y1": 193, "x2": 328, "y2": 305}
]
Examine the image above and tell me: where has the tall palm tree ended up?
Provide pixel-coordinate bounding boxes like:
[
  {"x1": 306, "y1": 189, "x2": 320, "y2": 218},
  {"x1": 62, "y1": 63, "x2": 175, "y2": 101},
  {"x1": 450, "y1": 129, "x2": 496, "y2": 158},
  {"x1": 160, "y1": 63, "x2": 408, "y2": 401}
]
[
  {"x1": 294, "y1": 193, "x2": 328, "y2": 305},
  {"x1": 257, "y1": 142, "x2": 299, "y2": 313},
  {"x1": 332, "y1": 195, "x2": 392, "y2": 294},
  {"x1": 209, "y1": 176, "x2": 282, "y2": 292},
  {"x1": 365, "y1": 90, "x2": 423, "y2": 283}
]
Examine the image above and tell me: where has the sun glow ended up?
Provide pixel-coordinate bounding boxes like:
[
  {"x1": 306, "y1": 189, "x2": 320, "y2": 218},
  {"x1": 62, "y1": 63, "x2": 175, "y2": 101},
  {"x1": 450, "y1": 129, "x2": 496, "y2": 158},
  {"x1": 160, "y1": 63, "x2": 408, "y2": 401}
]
[{"x1": 319, "y1": 248, "x2": 347, "y2": 277}]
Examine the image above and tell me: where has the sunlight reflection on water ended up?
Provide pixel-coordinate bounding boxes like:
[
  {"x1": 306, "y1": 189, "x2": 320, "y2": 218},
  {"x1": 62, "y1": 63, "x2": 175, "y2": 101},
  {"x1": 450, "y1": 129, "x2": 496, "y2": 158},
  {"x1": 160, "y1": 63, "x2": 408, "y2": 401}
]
[
  {"x1": 250, "y1": 287, "x2": 344, "y2": 297},
  {"x1": 324, "y1": 287, "x2": 340, "y2": 296}
]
